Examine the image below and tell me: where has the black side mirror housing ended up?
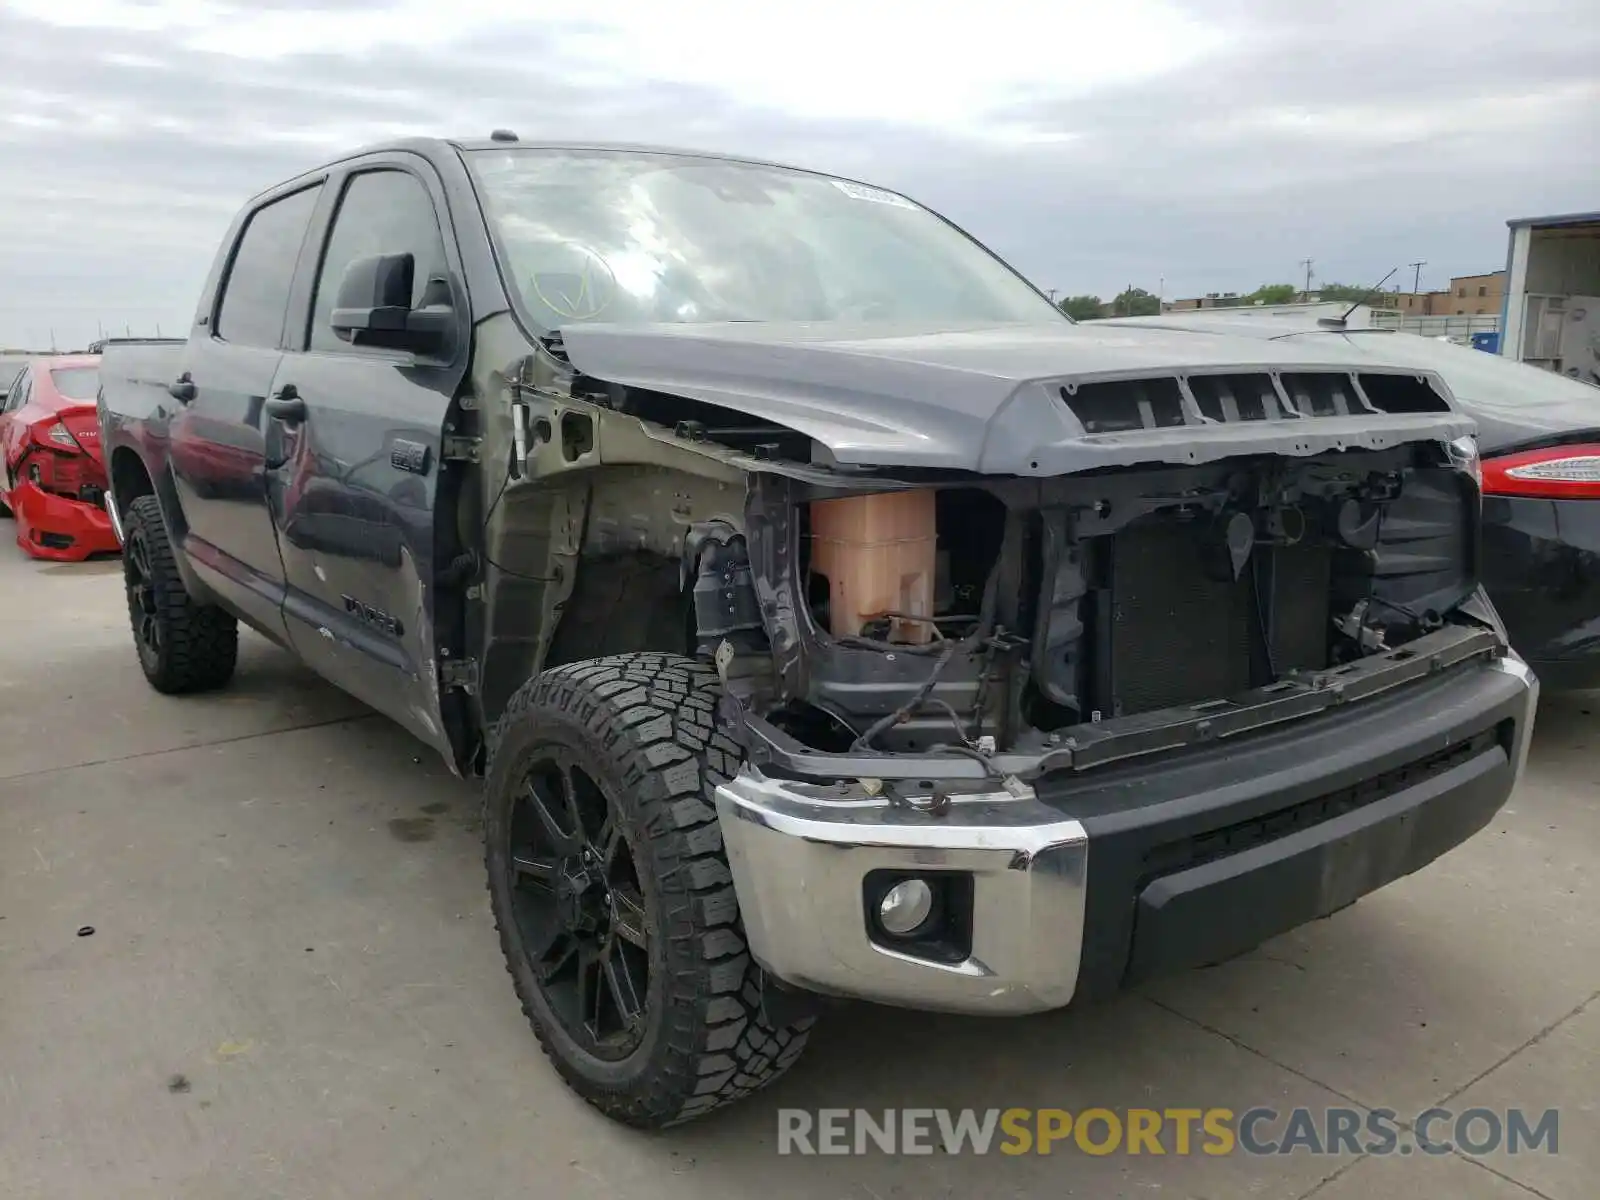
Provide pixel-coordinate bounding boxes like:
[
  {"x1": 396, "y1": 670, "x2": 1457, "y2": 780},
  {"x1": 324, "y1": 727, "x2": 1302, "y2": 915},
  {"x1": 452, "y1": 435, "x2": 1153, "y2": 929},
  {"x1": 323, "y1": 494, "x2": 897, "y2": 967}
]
[{"x1": 329, "y1": 253, "x2": 453, "y2": 354}]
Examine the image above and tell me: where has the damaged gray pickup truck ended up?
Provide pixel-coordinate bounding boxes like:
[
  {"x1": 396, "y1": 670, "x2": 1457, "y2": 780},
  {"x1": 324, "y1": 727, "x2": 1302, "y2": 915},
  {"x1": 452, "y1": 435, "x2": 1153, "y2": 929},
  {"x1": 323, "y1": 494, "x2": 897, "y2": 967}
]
[{"x1": 97, "y1": 135, "x2": 1538, "y2": 1129}]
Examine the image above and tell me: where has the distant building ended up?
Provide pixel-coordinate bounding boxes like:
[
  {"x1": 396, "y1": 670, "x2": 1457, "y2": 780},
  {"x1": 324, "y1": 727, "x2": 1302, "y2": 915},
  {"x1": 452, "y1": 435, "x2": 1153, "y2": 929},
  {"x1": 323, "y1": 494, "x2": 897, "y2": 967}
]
[
  {"x1": 1443, "y1": 271, "x2": 1505, "y2": 316},
  {"x1": 1168, "y1": 291, "x2": 1245, "y2": 310},
  {"x1": 1170, "y1": 272, "x2": 1505, "y2": 319},
  {"x1": 1386, "y1": 271, "x2": 1505, "y2": 318}
]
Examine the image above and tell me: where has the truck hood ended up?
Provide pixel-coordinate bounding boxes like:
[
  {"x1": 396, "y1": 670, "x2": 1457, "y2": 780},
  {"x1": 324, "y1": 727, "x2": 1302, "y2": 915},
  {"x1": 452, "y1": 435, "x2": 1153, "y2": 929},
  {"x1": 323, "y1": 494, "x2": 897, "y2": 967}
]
[{"x1": 556, "y1": 320, "x2": 1474, "y2": 474}]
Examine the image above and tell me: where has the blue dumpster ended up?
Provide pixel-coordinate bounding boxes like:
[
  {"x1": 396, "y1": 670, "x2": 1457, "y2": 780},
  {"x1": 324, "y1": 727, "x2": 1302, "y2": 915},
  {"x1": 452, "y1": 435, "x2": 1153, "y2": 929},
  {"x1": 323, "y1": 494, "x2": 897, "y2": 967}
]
[{"x1": 1471, "y1": 331, "x2": 1500, "y2": 353}]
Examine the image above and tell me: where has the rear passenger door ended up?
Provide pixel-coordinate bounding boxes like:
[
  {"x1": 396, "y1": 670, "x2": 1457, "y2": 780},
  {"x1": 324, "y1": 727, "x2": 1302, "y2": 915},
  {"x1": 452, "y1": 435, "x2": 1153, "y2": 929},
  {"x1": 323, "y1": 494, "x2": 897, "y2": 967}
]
[
  {"x1": 169, "y1": 182, "x2": 322, "y2": 638},
  {"x1": 266, "y1": 158, "x2": 468, "y2": 757}
]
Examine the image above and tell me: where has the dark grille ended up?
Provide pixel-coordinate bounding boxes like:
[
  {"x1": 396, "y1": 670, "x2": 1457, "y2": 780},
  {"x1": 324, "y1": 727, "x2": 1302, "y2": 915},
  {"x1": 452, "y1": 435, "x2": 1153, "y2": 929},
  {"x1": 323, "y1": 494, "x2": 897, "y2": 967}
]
[
  {"x1": 1280, "y1": 372, "x2": 1360, "y2": 417},
  {"x1": 1359, "y1": 372, "x2": 1451, "y2": 414},
  {"x1": 1138, "y1": 726, "x2": 1503, "y2": 883},
  {"x1": 1063, "y1": 377, "x2": 1186, "y2": 433},
  {"x1": 1188, "y1": 374, "x2": 1279, "y2": 422},
  {"x1": 1057, "y1": 370, "x2": 1449, "y2": 432}
]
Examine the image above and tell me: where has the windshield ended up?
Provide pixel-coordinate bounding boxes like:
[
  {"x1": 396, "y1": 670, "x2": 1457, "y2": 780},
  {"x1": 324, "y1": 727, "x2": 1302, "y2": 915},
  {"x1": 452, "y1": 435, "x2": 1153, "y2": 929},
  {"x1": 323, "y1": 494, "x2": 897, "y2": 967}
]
[
  {"x1": 50, "y1": 367, "x2": 99, "y2": 401},
  {"x1": 466, "y1": 148, "x2": 1063, "y2": 328}
]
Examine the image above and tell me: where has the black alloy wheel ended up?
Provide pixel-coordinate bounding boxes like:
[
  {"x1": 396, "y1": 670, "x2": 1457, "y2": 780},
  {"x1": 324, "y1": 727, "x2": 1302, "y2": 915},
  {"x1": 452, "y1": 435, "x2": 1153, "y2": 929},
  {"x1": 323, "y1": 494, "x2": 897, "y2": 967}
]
[
  {"x1": 484, "y1": 653, "x2": 814, "y2": 1127},
  {"x1": 124, "y1": 523, "x2": 163, "y2": 671},
  {"x1": 504, "y1": 750, "x2": 652, "y2": 1059}
]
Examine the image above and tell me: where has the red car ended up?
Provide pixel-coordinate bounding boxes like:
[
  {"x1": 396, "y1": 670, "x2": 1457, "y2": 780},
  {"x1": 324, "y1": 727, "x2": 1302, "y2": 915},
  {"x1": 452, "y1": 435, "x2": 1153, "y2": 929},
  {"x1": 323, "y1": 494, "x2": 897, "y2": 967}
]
[{"x1": 0, "y1": 354, "x2": 119, "y2": 560}]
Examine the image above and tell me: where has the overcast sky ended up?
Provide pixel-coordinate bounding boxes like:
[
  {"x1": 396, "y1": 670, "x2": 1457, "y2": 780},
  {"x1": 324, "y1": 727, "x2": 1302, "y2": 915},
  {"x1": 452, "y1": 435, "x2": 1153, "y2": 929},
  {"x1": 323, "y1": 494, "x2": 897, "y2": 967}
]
[{"x1": 2, "y1": 0, "x2": 1596, "y2": 349}]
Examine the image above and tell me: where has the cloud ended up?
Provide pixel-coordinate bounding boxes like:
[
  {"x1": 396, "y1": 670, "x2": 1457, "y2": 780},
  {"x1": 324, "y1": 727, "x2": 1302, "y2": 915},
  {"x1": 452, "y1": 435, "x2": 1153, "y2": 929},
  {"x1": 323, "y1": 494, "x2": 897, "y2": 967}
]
[{"x1": 0, "y1": 0, "x2": 1595, "y2": 347}]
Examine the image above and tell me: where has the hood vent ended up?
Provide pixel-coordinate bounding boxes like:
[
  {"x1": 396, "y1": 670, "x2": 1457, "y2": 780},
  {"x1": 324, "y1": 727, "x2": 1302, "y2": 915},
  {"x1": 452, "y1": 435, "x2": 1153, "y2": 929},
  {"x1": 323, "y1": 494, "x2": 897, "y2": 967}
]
[{"x1": 1059, "y1": 370, "x2": 1450, "y2": 434}]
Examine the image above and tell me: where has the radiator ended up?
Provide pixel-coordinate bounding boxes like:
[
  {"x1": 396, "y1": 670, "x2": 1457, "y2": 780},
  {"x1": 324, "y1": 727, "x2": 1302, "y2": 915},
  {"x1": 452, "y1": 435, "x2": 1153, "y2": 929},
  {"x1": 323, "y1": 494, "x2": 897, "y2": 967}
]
[{"x1": 1109, "y1": 524, "x2": 1330, "y2": 716}]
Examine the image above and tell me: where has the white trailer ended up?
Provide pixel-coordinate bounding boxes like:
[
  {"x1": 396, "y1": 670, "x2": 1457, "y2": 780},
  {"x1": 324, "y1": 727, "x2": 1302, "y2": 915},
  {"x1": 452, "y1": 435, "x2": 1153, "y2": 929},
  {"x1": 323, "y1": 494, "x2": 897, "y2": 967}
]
[{"x1": 1500, "y1": 209, "x2": 1600, "y2": 386}]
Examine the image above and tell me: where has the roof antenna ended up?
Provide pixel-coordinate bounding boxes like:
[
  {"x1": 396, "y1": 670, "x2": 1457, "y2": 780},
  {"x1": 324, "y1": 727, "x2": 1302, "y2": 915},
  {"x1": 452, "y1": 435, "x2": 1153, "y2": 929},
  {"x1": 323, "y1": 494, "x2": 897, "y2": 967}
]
[{"x1": 1318, "y1": 266, "x2": 1398, "y2": 329}]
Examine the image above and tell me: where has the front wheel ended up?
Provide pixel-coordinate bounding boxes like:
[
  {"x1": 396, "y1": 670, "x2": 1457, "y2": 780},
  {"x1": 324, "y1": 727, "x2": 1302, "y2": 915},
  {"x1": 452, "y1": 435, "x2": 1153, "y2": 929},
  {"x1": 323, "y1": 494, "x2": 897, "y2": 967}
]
[{"x1": 484, "y1": 653, "x2": 813, "y2": 1128}]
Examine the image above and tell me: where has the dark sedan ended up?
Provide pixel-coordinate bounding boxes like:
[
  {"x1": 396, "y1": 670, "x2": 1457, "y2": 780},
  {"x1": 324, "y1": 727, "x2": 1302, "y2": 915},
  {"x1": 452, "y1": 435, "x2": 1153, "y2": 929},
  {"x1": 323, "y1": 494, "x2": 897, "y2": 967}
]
[{"x1": 1105, "y1": 315, "x2": 1600, "y2": 689}]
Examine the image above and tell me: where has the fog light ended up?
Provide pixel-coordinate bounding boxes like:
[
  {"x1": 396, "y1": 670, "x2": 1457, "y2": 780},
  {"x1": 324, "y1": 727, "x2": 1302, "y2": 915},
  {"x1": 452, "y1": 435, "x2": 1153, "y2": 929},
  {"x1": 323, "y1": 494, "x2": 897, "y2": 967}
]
[{"x1": 878, "y1": 879, "x2": 934, "y2": 936}]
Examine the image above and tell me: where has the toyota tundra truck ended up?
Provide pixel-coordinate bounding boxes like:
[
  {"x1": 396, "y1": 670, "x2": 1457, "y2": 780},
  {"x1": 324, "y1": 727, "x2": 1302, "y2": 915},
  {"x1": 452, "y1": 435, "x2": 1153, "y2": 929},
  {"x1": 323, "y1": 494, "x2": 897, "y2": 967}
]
[{"x1": 97, "y1": 134, "x2": 1538, "y2": 1129}]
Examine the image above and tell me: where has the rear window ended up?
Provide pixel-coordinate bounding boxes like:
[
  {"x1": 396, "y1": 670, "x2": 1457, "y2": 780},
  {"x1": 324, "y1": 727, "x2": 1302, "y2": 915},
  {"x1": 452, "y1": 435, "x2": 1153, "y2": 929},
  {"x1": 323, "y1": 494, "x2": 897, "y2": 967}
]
[{"x1": 50, "y1": 368, "x2": 100, "y2": 401}]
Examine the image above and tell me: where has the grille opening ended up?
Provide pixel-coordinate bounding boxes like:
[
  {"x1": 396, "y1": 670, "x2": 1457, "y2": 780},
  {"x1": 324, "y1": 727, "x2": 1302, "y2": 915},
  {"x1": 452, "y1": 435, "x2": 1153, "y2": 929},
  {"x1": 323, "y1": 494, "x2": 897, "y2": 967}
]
[
  {"x1": 1187, "y1": 374, "x2": 1277, "y2": 423},
  {"x1": 1359, "y1": 373, "x2": 1451, "y2": 414},
  {"x1": 1281, "y1": 372, "x2": 1359, "y2": 418},
  {"x1": 1061, "y1": 377, "x2": 1187, "y2": 433}
]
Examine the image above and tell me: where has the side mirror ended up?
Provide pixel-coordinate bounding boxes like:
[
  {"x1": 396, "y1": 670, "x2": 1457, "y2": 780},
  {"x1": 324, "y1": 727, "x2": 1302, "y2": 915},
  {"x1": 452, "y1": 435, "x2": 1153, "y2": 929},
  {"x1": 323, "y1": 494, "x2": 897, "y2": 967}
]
[{"x1": 329, "y1": 252, "x2": 453, "y2": 354}]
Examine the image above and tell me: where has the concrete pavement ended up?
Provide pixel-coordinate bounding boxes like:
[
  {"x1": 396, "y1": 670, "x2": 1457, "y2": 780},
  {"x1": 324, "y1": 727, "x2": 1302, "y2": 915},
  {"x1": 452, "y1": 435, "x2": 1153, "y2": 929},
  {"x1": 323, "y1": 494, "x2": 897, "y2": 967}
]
[{"x1": 1, "y1": 542, "x2": 1594, "y2": 1199}]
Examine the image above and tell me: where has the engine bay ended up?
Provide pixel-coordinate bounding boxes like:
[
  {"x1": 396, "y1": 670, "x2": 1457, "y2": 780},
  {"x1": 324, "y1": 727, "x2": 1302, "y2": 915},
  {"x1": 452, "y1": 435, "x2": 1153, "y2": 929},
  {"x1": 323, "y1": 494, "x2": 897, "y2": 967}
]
[{"x1": 716, "y1": 441, "x2": 1483, "y2": 774}]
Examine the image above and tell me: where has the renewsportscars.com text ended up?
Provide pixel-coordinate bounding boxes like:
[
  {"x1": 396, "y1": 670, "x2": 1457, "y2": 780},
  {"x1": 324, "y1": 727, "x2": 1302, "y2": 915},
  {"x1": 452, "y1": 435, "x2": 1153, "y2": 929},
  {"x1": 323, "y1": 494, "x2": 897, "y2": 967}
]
[{"x1": 777, "y1": 1106, "x2": 1559, "y2": 1158}]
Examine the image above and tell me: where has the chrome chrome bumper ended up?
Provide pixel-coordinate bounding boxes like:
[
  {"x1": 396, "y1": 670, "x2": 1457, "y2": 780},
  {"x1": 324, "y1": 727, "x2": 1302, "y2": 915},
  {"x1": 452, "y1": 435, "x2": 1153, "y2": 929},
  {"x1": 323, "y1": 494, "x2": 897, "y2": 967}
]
[
  {"x1": 714, "y1": 771, "x2": 1088, "y2": 1015},
  {"x1": 716, "y1": 651, "x2": 1538, "y2": 1017},
  {"x1": 1491, "y1": 651, "x2": 1539, "y2": 777}
]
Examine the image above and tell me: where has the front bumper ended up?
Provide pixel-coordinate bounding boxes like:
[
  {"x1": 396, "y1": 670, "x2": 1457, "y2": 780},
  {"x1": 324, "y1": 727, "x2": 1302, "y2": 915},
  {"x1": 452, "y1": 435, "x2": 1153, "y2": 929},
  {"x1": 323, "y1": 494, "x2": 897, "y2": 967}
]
[
  {"x1": 716, "y1": 651, "x2": 1538, "y2": 1015},
  {"x1": 9, "y1": 480, "x2": 121, "y2": 561}
]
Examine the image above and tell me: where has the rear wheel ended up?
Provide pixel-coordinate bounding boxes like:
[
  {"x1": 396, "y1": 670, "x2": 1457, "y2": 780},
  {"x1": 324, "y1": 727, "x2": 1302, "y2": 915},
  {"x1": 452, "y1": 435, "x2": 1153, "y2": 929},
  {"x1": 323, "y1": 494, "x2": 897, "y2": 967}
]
[
  {"x1": 122, "y1": 495, "x2": 238, "y2": 693},
  {"x1": 484, "y1": 653, "x2": 813, "y2": 1127}
]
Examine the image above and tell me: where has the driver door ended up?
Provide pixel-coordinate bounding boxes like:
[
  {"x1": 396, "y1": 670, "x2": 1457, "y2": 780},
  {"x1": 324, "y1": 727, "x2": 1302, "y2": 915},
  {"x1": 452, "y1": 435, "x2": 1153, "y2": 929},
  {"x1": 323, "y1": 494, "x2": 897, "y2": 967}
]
[{"x1": 266, "y1": 159, "x2": 468, "y2": 759}]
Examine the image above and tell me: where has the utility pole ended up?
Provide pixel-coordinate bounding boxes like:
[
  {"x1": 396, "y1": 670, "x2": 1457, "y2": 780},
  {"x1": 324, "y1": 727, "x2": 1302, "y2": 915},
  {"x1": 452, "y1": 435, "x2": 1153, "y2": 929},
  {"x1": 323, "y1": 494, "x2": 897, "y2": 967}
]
[
  {"x1": 1046, "y1": 288, "x2": 1057, "y2": 303},
  {"x1": 1299, "y1": 258, "x2": 1314, "y2": 299},
  {"x1": 1409, "y1": 260, "x2": 1427, "y2": 294}
]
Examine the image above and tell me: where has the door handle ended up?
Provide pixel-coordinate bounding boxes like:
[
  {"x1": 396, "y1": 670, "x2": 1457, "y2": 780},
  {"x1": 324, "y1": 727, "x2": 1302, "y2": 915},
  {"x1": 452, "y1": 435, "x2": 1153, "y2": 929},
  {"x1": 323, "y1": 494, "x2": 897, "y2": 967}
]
[
  {"x1": 264, "y1": 385, "x2": 306, "y2": 423},
  {"x1": 168, "y1": 373, "x2": 196, "y2": 403}
]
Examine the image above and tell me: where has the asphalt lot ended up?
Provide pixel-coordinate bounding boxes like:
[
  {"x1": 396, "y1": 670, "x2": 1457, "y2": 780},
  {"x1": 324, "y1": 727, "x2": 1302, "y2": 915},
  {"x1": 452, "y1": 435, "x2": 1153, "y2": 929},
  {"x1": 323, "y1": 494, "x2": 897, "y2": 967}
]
[{"x1": 1, "y1": 541, "x2": 1595, "y2": 1200}]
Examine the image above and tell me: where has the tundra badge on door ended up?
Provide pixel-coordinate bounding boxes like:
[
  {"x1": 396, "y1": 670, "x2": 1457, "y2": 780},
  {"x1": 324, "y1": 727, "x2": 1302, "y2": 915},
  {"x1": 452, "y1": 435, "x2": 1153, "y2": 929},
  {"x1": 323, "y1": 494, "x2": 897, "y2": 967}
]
[{"x1": 343, "y1": 595, "x2": 403, "y2": 637}]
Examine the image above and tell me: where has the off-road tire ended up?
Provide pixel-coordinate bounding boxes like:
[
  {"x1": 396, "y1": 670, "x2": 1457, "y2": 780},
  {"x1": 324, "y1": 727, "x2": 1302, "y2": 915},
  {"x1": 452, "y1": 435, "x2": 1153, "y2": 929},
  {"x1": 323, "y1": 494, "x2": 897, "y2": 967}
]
[
  {"x1": 485, "y1": 652, "x2": 813, "y2": 1127},
  {"x1": 123, "y1": 494, "x2": 238, "y2": 694}
]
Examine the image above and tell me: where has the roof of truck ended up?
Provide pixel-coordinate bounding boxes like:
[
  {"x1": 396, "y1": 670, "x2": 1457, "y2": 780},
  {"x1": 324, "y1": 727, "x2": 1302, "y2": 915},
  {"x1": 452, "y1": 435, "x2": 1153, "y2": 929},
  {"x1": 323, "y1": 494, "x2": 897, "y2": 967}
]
[{"x1": 249, "y1": 135, "x2": 825, "y2": 204}]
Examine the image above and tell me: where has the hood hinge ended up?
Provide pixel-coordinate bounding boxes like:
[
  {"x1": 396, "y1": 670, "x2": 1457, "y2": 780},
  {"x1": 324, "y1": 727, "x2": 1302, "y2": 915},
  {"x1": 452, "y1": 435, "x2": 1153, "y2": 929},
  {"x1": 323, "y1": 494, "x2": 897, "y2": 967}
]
[{"x1": 441, "y1": 435, "x2": 482, "y2": 464}]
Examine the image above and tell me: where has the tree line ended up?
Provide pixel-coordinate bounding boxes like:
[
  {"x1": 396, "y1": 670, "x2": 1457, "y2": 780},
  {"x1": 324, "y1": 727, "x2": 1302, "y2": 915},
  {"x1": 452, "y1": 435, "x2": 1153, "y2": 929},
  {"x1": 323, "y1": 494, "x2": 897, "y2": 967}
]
[{"x1": 1057, "y1": 282, "x2": 1378, "y2": 321}]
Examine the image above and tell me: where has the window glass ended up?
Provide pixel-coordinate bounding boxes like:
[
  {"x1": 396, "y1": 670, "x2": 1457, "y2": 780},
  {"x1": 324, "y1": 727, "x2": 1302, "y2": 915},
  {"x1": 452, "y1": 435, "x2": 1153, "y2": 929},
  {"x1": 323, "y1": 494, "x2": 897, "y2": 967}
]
[
  {"x1": 215, "y1": 185, "x2": 321, "y2": 348},
  {"x1": 466, "y1": 148, "x2": 1063, "y2": 328},
  {"x1": 5, "y1": 370, "x2": 31, "y2": 412},
  {"x1": 2, "y1": 369, "x2": 25, "y2": 411},
  {"x1": 50, "y1": 367, "x2": 100, "y2": 401},
  {"x1": 309, "y1": 170, "x2": 449, "y2": 351}
]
